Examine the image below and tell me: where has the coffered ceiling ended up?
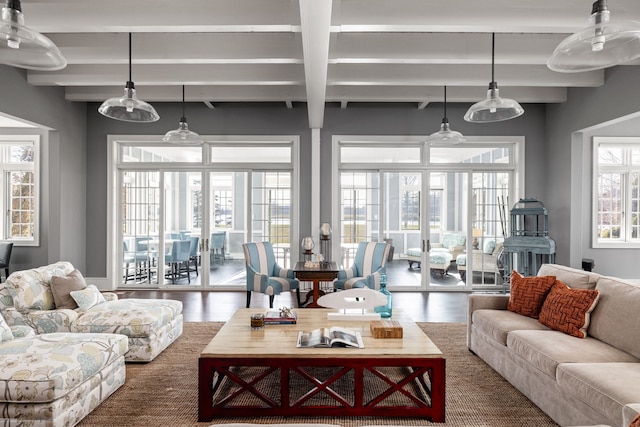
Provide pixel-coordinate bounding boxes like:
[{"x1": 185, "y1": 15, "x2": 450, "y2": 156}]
[{"x1": 18, "y1": 0, "x2": 640, "y2": 127}]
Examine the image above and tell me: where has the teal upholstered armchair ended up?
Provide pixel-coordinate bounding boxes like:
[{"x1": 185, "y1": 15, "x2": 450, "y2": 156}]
[
  {"x1": 242, "y1": 242, "x2": 301, "y2": 308},
  {"x1": 334, "y1": 242, "x2": 391, "y2": 290}
]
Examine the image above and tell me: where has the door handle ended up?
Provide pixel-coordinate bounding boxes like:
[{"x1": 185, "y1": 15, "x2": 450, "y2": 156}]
[
  {"x1": 205, "y1": 238, "x2": 210, "y2": 251},
  {"x1": 423, "y1": 239, "x2": 431, "y2": 252}
]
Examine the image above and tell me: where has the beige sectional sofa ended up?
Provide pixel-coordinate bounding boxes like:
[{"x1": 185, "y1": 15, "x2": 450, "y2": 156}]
[
  {"x1": 467, "y1": 264, "x2": 640, "y2": 427},
  {"x1": 0, "y1": 261, "x2": 183, "y2": 362}
]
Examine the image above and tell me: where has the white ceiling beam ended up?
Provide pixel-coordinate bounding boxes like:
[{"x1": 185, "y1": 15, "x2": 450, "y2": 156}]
[
  {"x1": 49, "y1": 33, "x2": 303, "y2": 65},
  {"x1": 331, "y1": 33, "x2": 564, "y2": 65},
  {"x1": 299, "y1": 0, "x2": 332, "y2": 128},
  {"x1": 28, "y1": 64, "x2": 305, "y2": 86},
  {"x1": 65, "y1": 84, "x2": 567, "y2": 104},
  {"x1": 25, "y1": 0, "x2": 302, "y2": 32},
  {"x1": 204, "y1": 101, "x2": 215, "y2": 109},
  {"x1": 285, "y1": 101, "x2": 294, "y2": 108},
  {"x1": 328, "y1": 64, "x2": 603, "y2": 87},
  {"x1": 326, "y1": 86, "x2": 567, "y2": 104},
  {"x1": 331, "y1": 0, "x2": 640, "y2": 34},
  {"x1": 65, "y1": 85, "x2": 308, "y2": 102},
  {"x1": 418, "y1": 101, "x2": 429, "y2": 109},
  {"x1": 341, "y1": 101, "x2": 348, "y2": 109}
]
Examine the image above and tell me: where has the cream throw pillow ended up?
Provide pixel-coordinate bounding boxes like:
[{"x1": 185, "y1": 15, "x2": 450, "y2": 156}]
[{"x1": 70, "y1": 284, "x2": 106, "y2": 311}]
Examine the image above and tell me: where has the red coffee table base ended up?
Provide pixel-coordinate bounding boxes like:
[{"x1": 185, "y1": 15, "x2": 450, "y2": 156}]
[{"x1": 198, "y1": 356, "x2": 445, "y2": 422}]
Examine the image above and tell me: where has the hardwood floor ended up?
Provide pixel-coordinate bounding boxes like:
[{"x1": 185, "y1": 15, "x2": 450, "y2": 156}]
[{"x1": 117, "y1": 289, "x2": 470, "y2": 323}]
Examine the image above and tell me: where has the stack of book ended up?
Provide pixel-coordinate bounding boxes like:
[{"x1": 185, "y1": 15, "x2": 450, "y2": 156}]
[{"x1": 264, "y1": 310, "x2": 297, "y2": 325}]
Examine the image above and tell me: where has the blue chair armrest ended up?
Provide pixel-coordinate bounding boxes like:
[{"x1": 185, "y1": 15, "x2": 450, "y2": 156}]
[
  {"x1": 246, "y1": 265, "x2": 268, "y2": 289},
  {"x1": 337, "y1": 266, "x2": 357, "y2": 280}
]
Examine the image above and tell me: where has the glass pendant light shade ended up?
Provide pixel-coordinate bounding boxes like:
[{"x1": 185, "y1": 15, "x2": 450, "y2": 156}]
[
  {"x1": 98, "y1": 82, "x2": 160, "y2": 123},
  {"x1": 464, "y1": 82, "x2": 524, "y2": 123},
  {"x1": 0, "y1": 0, "x2": 66, "y2": 70},
  {"x1": 163, "y1": 85, "x2": 203, "y2": 145},
  {"x1": 98, "y1": 33, "x2": 159, "y2": 123},
  {"x1": 426, "y1": 85, "x2": 465, "y2": 146},
  {"x1": 464, "y1": 33, "x2": 524, "y2": 123},
  {"x1": 547, "y1": 0, "x2": 640, "y2": 72}
]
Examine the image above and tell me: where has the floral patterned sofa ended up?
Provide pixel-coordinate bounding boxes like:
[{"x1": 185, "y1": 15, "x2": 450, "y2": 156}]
[
  {"x1": 0, "y1": 261, "x2": 183, "y2": 362},
  {"x1": 0, "y1": 311, "x2": 128, "y2": 426}
]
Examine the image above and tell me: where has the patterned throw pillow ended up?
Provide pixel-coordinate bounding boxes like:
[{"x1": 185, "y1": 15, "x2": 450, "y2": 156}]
[
  {"x1": 507, "y1": 271, "x2": 556, "y2": 319},
  {"x1": 630, "y1": 413, "x2": 640, "y2": 427},
  {"x1": 50, "y1": 269, "x2": 87, "y2": 309},
  {"x1": 70, "y1": 285, "x2": 106, "y2": 311},
  {"x1": 538, "y1": 281, "x2": 600, "y2": 339}
]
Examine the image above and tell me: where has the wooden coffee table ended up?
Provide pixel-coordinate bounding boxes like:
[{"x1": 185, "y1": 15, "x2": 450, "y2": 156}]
[{"x1": 198, "y1": 308, "x2": 445, "y2": 421}]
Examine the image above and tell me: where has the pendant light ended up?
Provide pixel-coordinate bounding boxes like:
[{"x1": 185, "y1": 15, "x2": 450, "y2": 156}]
[
  {"x1": 163, "y1": 85, "x2": 203, "y2": 145},
  {"x1": 426, "y1": 86, "x2": 465, "y2": 146},
  {"x1": 464, "y1": 33, "x2": 524, "y2": 123},
  {"x1": 547, "y1": 0, "x2": 640, "y2": 73},
  {"x1": 0, "y1": 0, "x2": 66, "y2": 70},
  {"x1": 98, "y1": 33, "x2": 159, "y2": 123}
]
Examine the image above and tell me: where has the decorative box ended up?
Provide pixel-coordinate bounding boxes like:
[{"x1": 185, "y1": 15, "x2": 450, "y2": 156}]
[{"x1": 370, "y1": 320, "x2": 403, "y2": 339}]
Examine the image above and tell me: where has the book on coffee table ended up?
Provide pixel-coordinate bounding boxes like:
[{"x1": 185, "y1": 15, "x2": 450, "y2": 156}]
[
  {"x1": 296, "y1": 326, "x2": 364, "y2": 348},
  {"x1": 264, "y1": 310, "x2": 297, "y2": 324}
]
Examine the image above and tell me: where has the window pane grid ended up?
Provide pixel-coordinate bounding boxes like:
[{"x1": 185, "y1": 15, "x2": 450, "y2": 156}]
[
  {"x1": 9, "y1": 171, "x2": 34, "y2": 238},
  {"x1": 597, "y1": 172, "x2": 622, "y2": 240}
]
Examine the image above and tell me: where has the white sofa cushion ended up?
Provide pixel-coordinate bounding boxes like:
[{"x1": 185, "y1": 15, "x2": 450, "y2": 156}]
[
  {"x1": 72, "y1": 299, "x2": 183, "y2": 338},
  {"x1": 537, "y1": 264, "x2": 600, "y2": 290},
  {"x1": 506, "y1": 330, "x2": 638, "y2": 379},
  {"x1": 472, "y1": 309, "x2": 549, "y2": 346},
  {"x1": 589, "y1": 276, "x2": 640, "y2": 360},
  {"x1": 0, "y1": 332, "x2": 127, "y2": 403},
  {"x1": 557, "y1": 363, "x2": 640, "y2": 427}
]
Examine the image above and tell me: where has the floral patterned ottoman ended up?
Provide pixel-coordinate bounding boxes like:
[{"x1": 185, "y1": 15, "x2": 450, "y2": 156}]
[{"x1": 0, "y1": 315, "x2": 127, "y2": 426}]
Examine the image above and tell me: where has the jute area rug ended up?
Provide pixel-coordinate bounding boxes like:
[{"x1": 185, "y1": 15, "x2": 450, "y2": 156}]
[{"x1": 78, "y1": 322, "x2": 558, "y2": 427}]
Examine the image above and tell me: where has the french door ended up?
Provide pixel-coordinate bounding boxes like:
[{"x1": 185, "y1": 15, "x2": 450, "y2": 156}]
[{"x1": 114, "y1": 136, "x2": 298, "y2": 290}]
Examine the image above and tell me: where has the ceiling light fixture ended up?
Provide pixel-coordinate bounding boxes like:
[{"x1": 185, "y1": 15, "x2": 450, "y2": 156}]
[
  {"x1": 163, "y1": 85, "x2": 203, "y2": 145},
  {"x1": 98, "y1": 33, "x2": 159, "y2": 123},
  {"x1": 547, "y1": 0, "x2": 640, "y2": 73},
  {"x1": 0, "y1": 0, "x2": 66, "y2": 70},
  {"x1": 464, "y1": 33, "x2": 524, "y2": 123},
  {"x1": 426, "y1": 85, "x2": 465, "y2": 146}
]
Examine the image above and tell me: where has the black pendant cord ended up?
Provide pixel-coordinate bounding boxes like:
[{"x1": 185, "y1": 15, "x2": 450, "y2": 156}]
[
  {"x1": 491, "y1": 33, "x2": 495, "y2": 84},
  {"x1": 443, "y1": 85, "x2": 447, "y2": 119},
  {"x1": 182, "y1": 85, "x2": 186, "y2": 120},
  {"x1": 128, "y1": 33, "x2": 132, "y2": 83}
]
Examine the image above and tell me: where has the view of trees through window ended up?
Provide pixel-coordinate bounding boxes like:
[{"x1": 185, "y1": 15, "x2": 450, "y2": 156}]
[{"x1": 596, "y1": 142, "x2": 640, "y2": 244}]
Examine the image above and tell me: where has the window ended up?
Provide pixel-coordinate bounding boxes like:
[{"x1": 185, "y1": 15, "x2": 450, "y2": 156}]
[
  {"x1": 400, "y1": 174, "x2": 420, "y2": 230},
  {"x1": 593, "y1": 138, "x2": 640, "y2": 247},
  {"x1": 0, "y1": 138, "x2": 39, "y2": 244}
]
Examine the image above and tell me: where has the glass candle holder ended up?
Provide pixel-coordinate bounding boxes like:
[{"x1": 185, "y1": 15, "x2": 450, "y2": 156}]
[{"x1": 250, "y1": 313, "x2": 265, "y2": 330}]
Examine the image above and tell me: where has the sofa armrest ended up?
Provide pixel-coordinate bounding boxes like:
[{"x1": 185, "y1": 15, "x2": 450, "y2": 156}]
[
  {"x1": 103, "y1": 292, "x2": 118, "y2": 302},
  {"x1": 467, "y1": 294, "x2": 510, "y2": 348},
  {"x1": 624, "y1": 404, "x2": 640, "y2": 426}
]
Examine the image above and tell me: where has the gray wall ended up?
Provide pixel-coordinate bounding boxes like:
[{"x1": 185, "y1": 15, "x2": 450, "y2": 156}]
[
  {"x1": 0, "y1": 65, "x2": 86, "y2": 273},
  {"x1": 546, "y1": 66, "x2": 640, "y2": 273}
]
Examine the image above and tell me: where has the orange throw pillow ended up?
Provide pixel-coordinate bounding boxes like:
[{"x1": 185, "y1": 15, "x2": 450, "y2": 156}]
[
  {"x1": 507, "y1": 271, "x2": 556, "y2": 319},
  {"x1": 538, "y1": 281, "x2": 600, "y2": 338}
]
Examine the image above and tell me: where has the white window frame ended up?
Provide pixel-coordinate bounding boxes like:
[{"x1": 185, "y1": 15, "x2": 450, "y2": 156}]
[
  {"x1": 0, "y1": 135, "x2": 40, "y2": 246},
  {"x1": 592, "y1": 136, "x2": 640, "y2": 248}
]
